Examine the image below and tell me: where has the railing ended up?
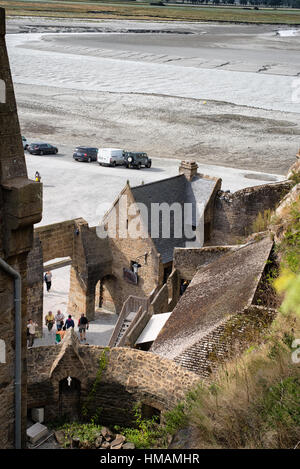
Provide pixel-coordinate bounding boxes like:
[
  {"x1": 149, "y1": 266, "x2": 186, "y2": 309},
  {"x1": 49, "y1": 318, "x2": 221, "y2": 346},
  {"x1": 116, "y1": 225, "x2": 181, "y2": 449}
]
[{"x1": 108, "y1": 295, "x2": 150, "y2": 347}]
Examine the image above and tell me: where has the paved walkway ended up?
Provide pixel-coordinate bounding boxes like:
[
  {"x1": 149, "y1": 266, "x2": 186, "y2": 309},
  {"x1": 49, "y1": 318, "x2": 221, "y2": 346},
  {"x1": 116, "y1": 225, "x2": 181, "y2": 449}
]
[{"x1": 31, "y1": 265, "x2": 118, "y2": 348}]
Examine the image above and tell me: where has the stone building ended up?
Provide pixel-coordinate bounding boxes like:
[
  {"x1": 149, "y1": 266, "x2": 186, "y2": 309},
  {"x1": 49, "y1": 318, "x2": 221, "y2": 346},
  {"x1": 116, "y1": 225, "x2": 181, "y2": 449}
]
[
  {"x1": 99, "y1": 164, "x2": 221, "y2": 314},
  {"x1": 0, "y1": 8, "x2": 42, "y2": 448},
  {"x1": 1, "y1": 2, "x2": 298, "y2": 448},
  {"x1": 27, "y1": 328, "x2": 199, "y2": 426},
  {"x1": 27, "y1": 161, "x2": 222, "y2": 330}
]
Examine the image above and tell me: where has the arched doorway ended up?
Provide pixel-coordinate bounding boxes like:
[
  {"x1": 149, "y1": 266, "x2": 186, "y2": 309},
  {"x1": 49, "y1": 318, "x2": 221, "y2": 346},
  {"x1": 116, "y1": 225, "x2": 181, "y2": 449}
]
[
  {"x1": 59, "y1": 377, "x2": 81, "y2": 420},
  {"x1": 95, "y1": 275, "x2": 118, "y2": 313}
]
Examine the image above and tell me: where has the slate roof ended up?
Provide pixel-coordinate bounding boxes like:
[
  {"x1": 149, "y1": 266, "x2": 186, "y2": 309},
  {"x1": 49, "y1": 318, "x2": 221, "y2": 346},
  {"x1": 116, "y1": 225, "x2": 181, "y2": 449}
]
[
  {"x1": 131, "y1": 174, "x2": 218, "y2": 263},
  {"x1": 150, "y1": 237, "x2": 274, "y2": 360}
]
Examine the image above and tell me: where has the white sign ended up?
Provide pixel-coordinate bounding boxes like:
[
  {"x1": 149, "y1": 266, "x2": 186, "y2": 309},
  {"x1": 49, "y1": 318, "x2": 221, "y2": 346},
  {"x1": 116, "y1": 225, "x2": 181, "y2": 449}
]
[
  {"x1": 0, "y1": 79, "x2": 5, "y2": 103},
  {"x1": 292, "y1": 339, "x2": 300, "y2": 364},
  {"x1": 0, "y1": 340, "x2": 6, "y2": 363}
]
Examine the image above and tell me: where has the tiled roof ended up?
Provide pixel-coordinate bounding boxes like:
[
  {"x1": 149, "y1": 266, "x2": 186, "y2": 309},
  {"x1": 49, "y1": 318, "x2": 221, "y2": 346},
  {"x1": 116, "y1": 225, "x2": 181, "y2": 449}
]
[
  {"x1": 150, "y1": 237, "x2": 274, "y2": 359},
  {"x1": 131, "y1": 174, "x2": 218, "y2": 263}
]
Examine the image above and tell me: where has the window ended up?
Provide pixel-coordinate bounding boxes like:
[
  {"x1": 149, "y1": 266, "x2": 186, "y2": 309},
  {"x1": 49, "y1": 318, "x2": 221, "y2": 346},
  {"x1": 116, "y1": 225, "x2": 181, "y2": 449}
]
[
  {"x1": 0, "y1": 79, "x2": 5, "y2": 103},
  {"x1": 141, "y1": 403, "x2": 161, "y2": 423},
  {"x1": 0, "y1": 340, "x2": 5, "y2": 363}
]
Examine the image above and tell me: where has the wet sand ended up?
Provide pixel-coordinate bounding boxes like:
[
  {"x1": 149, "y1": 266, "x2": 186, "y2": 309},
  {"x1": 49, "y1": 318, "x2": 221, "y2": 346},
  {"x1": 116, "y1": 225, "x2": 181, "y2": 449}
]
[{"x1": 7, "y1": 17, "x2": 300, "y2": 174}]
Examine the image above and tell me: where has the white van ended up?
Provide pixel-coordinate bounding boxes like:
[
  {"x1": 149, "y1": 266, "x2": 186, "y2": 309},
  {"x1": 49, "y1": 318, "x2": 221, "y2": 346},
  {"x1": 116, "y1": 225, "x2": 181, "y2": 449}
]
[{"x1": 97, "y1": 148, "x2": 125, "y2": 167}]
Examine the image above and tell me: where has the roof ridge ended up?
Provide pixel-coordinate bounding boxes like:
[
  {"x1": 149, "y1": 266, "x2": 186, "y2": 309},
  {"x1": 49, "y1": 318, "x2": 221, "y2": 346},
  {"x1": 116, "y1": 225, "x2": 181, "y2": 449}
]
[{"x1": 131, "y1": 174, "x2": 185, "y2": 191}]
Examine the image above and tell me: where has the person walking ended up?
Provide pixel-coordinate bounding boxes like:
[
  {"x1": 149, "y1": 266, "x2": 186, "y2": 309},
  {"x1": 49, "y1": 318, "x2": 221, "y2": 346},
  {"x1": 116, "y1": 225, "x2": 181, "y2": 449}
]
[
  {"x1": 55, "y1": 329, "x2": 61, "y2": 345},
  {"x1": 27, "y1": 319, "x2": 38, "y2": 348},
  {"x1": 35, "y1": 171, "x2": 41, "y2": 182},
  {"x1": 78, "y1": 313, "x2": 89, "y2": 342},
  {"x1": 65, "y1": 314, "x2": 75, "y2": 329},
  {"x1": 55, "y1": 310, "x2": 65, "y2": 331},
  {"x1": 45, "y1": 311, "x2": 55, "y2": 334},
  {"x1": 44, "y1": 271, "x2": 52, "y2": 292},
  {"x1": 58, "y1": 325, "x2": 67, "y2": 342}
]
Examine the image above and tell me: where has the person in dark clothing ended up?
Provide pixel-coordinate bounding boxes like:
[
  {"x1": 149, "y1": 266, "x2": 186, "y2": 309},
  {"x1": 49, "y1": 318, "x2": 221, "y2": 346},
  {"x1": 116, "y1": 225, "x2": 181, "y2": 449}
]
[
  {"x1": 65, "y1": 315, "x2": 75, "y2": 329},
  {"x1": 78, "y1": 313, "x2": 89, "y2": 342},
  {"x1": 44, "y1": 271, "x2": 52, "y2": 292},
  {"x1": 180, "y1": 280, "x2": 189, "y2": 295}
]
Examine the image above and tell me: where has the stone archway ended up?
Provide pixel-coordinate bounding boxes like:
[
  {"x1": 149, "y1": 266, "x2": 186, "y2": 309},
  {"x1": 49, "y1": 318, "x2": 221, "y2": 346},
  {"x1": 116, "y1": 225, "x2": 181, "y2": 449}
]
[
  {"x1": 95, "y1": 275, "x2": 119, "y2": 313},
  {"x1": 59, "y1": 377, "x2": 81, "y2": 420}
]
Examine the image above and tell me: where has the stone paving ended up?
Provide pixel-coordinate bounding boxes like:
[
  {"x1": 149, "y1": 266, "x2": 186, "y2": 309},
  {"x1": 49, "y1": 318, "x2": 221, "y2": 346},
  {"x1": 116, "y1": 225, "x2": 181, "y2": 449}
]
[{"x1": 31, "y1": 265, "x2": 118, "y2": 348}]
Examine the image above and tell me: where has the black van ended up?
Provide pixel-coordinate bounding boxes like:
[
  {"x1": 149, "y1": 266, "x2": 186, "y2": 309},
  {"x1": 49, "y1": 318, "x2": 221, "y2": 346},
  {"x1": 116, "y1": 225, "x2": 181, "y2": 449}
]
[
  {"x1": 123, "y1": 151, "x2": 152, "y2": 169},
  {"x1": 73, "y1": 147, "x2": 98, "y2": 163}
]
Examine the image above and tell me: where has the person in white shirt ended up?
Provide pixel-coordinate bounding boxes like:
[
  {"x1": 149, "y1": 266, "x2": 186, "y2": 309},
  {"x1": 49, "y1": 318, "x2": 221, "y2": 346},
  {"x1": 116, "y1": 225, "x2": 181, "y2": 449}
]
[
  {"x1": 55, "y1": 310, "x2": 65, "y2": 331},
  {"x1": 27, "y1": 319, "x2": 38, "y2": 348}
]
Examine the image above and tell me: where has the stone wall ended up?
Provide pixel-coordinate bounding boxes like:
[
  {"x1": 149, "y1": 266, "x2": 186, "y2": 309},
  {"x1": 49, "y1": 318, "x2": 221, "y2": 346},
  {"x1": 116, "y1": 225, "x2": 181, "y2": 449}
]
[
  {"x1": 29, "y1": 219, "x2": 113, "y2": 322},
  {"x1": 27, "y1": 331, "x2": 200, "y2": 426},
  {"x1": 35, "y1": 219, "x2": 75, "y2": 264},
  {"x1": 151, "y1": 283, "x2": 170, "y2": 315},
  {"x1": 211, "y1": 181, "x2": 293, "y2": 245},
  {"x1": 173, "y1": 246, "x2": 239, "y2": 280},
  {"x1": 26, "y1": 234, "x2": 43, "y2": 330},
  {"x1": 0, "y1": 254, "x2": 28, "y2": 448},
  {"x1": 174, "y1": 306, "x2": 277, "y2": 377},
  {"x1": 0, "y1": 7, "x2": 42, "y2": 448},
  {"x1": 166, "y1": 268, "x2": 181, "y2": 312},
  {"x1": 102, "y1": 184, "x2": 163, "y2": 312}
]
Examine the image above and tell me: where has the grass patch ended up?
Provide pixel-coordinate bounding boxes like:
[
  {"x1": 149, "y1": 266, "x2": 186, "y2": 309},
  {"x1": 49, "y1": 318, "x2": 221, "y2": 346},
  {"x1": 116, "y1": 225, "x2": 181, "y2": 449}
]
[
  {"x1": 251, "y1": 208, "x2": 273, "y2": 234},
  {"x1": 57, "y1": 422, "x2": 103, "y2": 448},
  {"x1": 276, "y1": 195, "x2": 300, "y2": 273},
  {"x1": 1, "y1": 1, "x2": 300, "y2": 24}
]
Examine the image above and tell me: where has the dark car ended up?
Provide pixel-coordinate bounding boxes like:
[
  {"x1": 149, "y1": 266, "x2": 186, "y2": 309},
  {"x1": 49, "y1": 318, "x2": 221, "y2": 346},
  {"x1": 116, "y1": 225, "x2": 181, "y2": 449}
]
[
  {"x1": 28, "y1": 143, "x2": 58, "y2": 155},
  {"x1": 123, "y1": 151, "x2": 152, "y2": 169},
  {"x1": 73, "y1": 147, "x2": 98, "y2": 163}
]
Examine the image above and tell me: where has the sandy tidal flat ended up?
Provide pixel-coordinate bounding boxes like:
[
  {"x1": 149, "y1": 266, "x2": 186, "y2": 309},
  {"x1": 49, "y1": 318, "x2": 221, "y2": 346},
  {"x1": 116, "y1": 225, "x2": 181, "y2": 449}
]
[{"x1": 6, "y1": 18, "x2": 300, "y2": 174}]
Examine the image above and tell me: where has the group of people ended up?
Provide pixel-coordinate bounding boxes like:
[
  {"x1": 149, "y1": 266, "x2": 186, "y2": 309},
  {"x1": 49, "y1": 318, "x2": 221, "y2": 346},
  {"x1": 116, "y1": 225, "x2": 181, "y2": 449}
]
[
  {"x1": 27, "y1": 311, "x2": 89, "y2": 348},
  {"x1": 45, "y1": 310, "x2": 89, "y2": 344}
]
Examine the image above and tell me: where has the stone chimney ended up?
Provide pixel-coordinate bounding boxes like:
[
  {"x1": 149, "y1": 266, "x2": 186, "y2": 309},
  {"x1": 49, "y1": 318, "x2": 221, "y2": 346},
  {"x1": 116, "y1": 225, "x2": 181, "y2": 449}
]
[{"x1": 179, "y1": 160, "x2": 198, "y2": 181}]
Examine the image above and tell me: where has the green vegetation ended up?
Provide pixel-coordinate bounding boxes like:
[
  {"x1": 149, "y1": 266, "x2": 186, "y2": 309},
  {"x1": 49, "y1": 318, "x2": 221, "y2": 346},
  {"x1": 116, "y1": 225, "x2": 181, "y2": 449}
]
[
  {"x1": 81, "y1": 347, "x2": 109, "y2": 423},
  {"x1": 276, "y1": 195, "x2": 300, "y2": 273},
  {"x1": 58, "y1": 422, "x2": 103, "y2": 448},
  {"x1": 1, "y1": 0, "x2": 300, "y2": 24},
  {"x1": 251, "y1": 208, "x2": 273, "y2": 233},
  {"x1": 114, "y1": 403, "x2": 168, "y2": 449}
]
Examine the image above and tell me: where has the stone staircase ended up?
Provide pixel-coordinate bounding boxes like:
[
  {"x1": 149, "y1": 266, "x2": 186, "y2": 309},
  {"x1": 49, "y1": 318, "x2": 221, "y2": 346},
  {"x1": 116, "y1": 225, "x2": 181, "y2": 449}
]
[
  {"x1": 114, "y1": 311, "x2": 137, "y2": 346},
  {"x1": 108, "y1": 294, "x2": 155, "y2": 348}
]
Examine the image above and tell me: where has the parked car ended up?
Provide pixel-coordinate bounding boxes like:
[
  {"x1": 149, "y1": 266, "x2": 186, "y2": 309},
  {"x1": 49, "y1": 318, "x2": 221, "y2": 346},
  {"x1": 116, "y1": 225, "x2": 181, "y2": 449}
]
[
  {"x1": 123, "y1": 151, "x2": 152, "y2": 169},
  {"x1": 27, "y1": 143, "x2": 58, "y2": 155},
  {"x1": 73, "y1": 147, "x2": 98, "y2": 163},
  {"x1": 97, "y1": 148, "x2": 125, "y2": 167},
  {"x1": 22, "y1": 136, "x2": 29, "y2": 150}
]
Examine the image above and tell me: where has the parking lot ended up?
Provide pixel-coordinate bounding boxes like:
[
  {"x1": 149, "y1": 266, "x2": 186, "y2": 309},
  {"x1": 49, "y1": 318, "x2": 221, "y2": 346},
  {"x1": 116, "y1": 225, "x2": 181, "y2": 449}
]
[{"x1": 24, "y1": 142, "x2": 285, "y2": 228}]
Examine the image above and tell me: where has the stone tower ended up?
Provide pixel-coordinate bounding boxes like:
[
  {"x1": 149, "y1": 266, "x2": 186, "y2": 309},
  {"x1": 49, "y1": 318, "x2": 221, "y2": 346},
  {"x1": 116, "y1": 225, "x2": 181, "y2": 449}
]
[{"x1": 0, "y1": 8, "x2": 42, "y2": 448}]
